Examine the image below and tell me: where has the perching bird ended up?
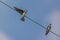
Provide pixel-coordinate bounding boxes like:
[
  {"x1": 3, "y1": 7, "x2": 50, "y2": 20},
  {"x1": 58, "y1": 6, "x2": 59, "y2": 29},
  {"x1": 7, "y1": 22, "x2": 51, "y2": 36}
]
[
  {"x1": 45, "y1": 24, "x2": 51, "y2": 35},
  {"x1": 14, "y1": 7, "x2": 27, "y2": 21}
]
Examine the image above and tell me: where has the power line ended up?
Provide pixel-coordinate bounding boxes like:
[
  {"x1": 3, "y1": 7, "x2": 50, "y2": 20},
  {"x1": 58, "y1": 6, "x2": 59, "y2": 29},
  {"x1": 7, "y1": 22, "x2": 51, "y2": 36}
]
[
  {"x1": 26, "y1": 16, "x2": 60, "y2": 37},
  {"x1": 0, "y1": 0, "x2": 60, "y2": 37},
  {"x1": 0, "y1": 1, "x2": 14, "y2": 10},
  {"x1": 25, "y1": 16, "x2": 46, "y2": 29}
]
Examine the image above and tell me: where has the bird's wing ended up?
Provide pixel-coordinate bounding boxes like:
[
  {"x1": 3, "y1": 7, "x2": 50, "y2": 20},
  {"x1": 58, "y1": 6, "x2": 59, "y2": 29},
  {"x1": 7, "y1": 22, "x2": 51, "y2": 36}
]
[
  {"x1": 46, "y1": 25, "x2": 51, "y2": 35},
  {"x1": 14, "y1": 7, "x2": 24, "y2": 15}
]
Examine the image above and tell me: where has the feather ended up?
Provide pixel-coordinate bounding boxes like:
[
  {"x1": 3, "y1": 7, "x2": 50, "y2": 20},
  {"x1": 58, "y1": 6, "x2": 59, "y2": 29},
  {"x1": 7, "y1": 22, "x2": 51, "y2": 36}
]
[
  {"x1": 45, "y1": 24, "x2": 51, "y2": 35},
  {"x1": 14, "y1": 7, "x2": 24, "y2": 15}
]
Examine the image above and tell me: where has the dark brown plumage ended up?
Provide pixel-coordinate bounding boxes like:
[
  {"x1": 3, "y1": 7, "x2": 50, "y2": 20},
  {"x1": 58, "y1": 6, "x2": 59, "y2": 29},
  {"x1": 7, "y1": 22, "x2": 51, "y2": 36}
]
[
  {"x1": 45, "y1": 24, "x2": 51, "y2": 35},
  {"x1": 14, "y1": 7, "x2": 27, "y2": 21},
  {"x1": 14, "y1": 7, "x2": 24, "y2": 15}
]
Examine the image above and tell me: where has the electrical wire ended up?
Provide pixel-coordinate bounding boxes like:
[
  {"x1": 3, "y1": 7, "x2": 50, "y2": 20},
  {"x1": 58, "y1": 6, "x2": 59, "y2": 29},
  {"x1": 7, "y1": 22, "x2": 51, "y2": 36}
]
[
  {"x1": 0, "y1": 0, "x2": 60, "y2": 37},
  {"x1": 26, "y1": 16, "x2": 60, "y2": 37},
  {"x1": 0, "y1": 1, "x2": 14, "y2": 10}
]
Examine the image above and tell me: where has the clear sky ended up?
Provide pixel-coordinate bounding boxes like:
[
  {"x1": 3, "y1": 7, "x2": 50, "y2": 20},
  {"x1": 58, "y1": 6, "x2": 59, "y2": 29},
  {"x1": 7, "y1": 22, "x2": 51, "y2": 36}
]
[{"x1": 0, "y1": 0, "x2": 60, "y2": 40}]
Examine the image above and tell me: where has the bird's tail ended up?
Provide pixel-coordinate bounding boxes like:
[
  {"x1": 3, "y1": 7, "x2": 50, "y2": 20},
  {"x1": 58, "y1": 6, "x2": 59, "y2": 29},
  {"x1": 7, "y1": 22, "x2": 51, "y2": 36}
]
[
  {"x1": 20, "y1": 9, "x2": 27, "y2": 21},
  {"x1": 21, "y1": 17, "x2": 25, "y2": 21},
  {"x1": 21, "y1": 14, "x2": 25, "y2": 21},
  {"x1": 45, "y1": 32, "x2": 48, "y2": 35}
]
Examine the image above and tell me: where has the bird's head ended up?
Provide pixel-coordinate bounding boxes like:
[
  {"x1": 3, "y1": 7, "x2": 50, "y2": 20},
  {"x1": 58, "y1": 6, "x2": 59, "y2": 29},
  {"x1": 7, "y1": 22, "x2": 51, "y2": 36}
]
[{"x1": 49, "y1": 24, "x2": 51, "y2": 25}]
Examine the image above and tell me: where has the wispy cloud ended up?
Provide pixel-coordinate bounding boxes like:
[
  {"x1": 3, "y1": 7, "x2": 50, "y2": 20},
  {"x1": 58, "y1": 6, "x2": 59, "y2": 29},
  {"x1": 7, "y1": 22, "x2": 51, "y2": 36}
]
[
  {"x1": 0, "y1": 31, "x2": 13, "y2": 40},
  {"x1": 49, "y1": 10, "x2": 60, "y2": 40},
  {"x1": 50, "y1": 10, "x2": 60, "y2": 34}
]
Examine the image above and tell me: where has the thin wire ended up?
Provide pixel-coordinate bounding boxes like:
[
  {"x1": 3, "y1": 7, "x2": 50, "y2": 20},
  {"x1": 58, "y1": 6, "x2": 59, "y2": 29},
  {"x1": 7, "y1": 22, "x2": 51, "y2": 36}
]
[
  {"x1": 0, "y1": 0, "x2": 60, "y2": 37},
  {"x1": 26, "y1": 16, "x2": 60, "y2": 37},
  {"x1": 0, "y1": 1, "x2": 14, "y2": 10},
  {"x1": 25, "y1": 16, "x2": 46, "y2": 29}
]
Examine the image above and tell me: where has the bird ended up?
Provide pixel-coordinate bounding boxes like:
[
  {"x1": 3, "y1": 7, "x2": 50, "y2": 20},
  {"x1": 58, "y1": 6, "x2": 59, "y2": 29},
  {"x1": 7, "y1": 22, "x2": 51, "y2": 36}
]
[
  {"x1": 14, "y1": 7, "x2": 27, "y2": 21},
  {"x1": 45, "y1": 24, "x2": 51, "y2": 35}
]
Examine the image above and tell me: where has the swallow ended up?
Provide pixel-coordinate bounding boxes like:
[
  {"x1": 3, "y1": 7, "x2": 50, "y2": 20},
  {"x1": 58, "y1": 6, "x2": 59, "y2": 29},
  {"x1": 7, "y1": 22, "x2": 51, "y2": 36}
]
[
  {"x1": 14, "y1": 7, "x2": 27, "y2": 21},
  {"x1": 45, "y1": 24, "x2": 51, "y2": 35}
]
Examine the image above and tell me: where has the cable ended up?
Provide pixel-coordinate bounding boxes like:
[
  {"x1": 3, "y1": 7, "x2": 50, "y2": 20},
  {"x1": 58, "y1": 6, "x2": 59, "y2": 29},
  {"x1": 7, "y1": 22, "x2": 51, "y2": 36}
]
[
  {"x1": 0, "y1": 1, "x2": 14, "y2": 10},
  {"x1": 25, "y1": 16, "x2": 46, "y2": 29},
  {"x1": 0, "y1": 0, "x2": 60, "y2": 37},
  {"x1": 26, "y1": 16, "x2": 60, "y2": 37}
]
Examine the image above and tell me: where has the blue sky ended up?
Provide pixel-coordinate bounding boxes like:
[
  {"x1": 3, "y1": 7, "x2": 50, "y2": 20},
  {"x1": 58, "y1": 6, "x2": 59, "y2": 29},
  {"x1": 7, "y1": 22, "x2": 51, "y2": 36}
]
[{"x1": 0, "y1": 0, "x2": 60, "y2": 40}]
